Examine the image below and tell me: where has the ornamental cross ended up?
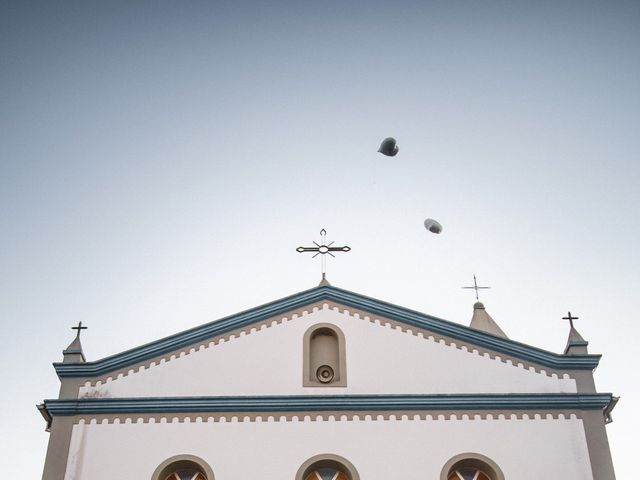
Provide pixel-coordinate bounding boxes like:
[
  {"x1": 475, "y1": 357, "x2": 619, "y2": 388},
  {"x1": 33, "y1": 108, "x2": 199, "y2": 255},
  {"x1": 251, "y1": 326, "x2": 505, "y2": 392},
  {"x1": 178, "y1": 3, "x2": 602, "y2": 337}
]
[
  {"x1": 562, "y1": 311, "x2": 579, "y2": 329},
  {"x1": 71, "y1": 321, "x2": 87, "y2": 337},
  {"x1": 296, "y1": 229, "x2": 351, "y2": 278},
  {"x1": 462, "y1": 274, "x2": 491, "y2": 301}
]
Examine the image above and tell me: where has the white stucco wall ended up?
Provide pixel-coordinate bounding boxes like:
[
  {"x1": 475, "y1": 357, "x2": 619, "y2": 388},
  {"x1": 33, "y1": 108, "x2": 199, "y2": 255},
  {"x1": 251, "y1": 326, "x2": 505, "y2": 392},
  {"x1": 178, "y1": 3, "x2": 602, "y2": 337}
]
[
  {"x1": 63, "y1": 415, "x2": 593, "y2": 480},
  {"x1": 79, "y1": 305, "x2": 576, "y2": 398}
]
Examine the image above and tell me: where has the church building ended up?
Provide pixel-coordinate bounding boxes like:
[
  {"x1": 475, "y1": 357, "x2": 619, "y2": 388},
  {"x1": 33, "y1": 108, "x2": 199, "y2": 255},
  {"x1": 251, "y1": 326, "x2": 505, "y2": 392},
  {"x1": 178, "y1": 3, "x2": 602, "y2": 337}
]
[{"x1": 38, "y1": 279, "x2": 618, "y2": 479}]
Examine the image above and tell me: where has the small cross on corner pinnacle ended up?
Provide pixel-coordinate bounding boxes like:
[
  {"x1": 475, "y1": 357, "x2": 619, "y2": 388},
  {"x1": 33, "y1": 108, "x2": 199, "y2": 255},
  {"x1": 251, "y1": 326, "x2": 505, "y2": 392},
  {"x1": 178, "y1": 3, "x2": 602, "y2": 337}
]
[
  {"x1": 71, "y1": 321, "x2": 88, "y2": 338},
  {"x1": 562, "y1": 311, "x2": 579, "y2": 329}
]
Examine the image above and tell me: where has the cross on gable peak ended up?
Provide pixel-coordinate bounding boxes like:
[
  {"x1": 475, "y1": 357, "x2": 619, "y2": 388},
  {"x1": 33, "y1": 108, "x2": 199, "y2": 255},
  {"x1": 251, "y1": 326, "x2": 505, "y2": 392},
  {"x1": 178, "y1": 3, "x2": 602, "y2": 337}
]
[{"x1": 296, "y1": 228, "x2": 351, "y2": 284}]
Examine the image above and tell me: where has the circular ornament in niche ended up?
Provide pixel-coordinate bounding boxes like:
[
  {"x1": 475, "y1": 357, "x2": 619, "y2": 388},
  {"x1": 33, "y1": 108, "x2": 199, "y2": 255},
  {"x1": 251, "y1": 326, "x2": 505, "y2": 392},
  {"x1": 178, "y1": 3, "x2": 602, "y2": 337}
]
[{"x1": 316, "y1": 365, "x2": 334, "y2": 383}]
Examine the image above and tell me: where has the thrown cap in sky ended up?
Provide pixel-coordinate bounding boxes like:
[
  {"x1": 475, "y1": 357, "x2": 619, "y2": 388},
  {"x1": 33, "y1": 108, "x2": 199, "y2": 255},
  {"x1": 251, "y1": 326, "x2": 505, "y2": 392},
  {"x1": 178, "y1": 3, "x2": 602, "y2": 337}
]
[
  {"x1": 423, "y1": 218, "x2": 443, "y2": 234},
  {"x1": 377, "y1": 137, "x2": 399, "y2": 156}
]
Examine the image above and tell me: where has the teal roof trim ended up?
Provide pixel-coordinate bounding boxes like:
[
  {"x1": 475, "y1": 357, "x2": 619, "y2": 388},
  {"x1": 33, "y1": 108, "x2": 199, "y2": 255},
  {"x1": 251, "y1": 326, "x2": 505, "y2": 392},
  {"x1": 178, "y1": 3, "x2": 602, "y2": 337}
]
[
  {"x1": 53, "y1": 285, "x2": 600, "y2": 378},
  {"x1": 43, "y1": 393, "x2": 612, "y2": 416}
]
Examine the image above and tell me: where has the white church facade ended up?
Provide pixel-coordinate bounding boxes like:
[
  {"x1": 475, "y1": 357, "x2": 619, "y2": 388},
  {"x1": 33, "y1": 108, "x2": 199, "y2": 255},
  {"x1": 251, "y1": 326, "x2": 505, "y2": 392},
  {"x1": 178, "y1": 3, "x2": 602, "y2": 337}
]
[{"x1": 38, "y1": 284, "x2": 618, "y2": 479}]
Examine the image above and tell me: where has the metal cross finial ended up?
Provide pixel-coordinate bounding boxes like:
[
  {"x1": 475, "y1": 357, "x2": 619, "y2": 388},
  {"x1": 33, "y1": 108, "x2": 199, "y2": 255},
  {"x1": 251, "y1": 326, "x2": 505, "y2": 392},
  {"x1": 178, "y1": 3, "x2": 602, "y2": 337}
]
[
  {"x1": 462, "y1": 274, "x2": 491, "y2": 301},
  {"x1": 296, "y1": 229, "x2": 351, "y2": 278},
  {"x1": 71, "y1": 321, "x2": 87, "y2": 337},
  {"x1": 562, "y1": 311, "x2": 579, "y2": 329}
]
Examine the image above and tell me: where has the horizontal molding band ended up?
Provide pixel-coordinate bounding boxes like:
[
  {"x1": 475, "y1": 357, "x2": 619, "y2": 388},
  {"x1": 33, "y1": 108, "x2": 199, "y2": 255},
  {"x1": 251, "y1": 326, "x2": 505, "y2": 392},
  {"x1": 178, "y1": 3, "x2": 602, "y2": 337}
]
[
  {"x1": 54, "y1": 286, "x2": 601, "y2": 378},
  {"x1": 43, "y1": 393, "x2": 612, "y2": 416}
]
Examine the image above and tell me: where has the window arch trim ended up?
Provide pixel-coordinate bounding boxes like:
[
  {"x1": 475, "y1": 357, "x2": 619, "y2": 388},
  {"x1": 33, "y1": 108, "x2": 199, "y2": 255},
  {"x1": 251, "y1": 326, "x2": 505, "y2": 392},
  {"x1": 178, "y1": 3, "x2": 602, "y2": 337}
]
[
  {"x1": 440, "y1": 452, "x2": 504, "y2": 480},
  {"x1": 151, "y1": 454, "x2": 215, "y2": 480},
  {"x1": 303, "y1": 323, "x2": 347, "y2": 387},
  {"x1": 295, "y1": 453, "x2": 360, "y2": 480}
]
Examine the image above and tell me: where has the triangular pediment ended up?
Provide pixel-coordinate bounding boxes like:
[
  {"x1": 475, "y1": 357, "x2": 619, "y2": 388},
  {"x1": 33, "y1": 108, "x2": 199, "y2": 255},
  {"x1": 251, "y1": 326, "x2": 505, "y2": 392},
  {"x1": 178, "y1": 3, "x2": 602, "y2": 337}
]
[
  {"x1": 55, "y1": 285, "x2": 599, "y2": 380},
  {"x1": 53, "y1": 286, "x2": 601, "y2": 400}
]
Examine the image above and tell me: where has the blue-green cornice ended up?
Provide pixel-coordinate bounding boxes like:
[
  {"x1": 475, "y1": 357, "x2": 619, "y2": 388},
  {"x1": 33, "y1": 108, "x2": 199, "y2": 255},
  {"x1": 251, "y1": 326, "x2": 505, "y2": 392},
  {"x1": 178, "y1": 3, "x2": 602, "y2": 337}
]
[
  {"x1": 53, "y1": 285, "x2": 601, "y2": 378},
  {"x1": 43, "y1": 393, "x2": 613, "y2": 416}
]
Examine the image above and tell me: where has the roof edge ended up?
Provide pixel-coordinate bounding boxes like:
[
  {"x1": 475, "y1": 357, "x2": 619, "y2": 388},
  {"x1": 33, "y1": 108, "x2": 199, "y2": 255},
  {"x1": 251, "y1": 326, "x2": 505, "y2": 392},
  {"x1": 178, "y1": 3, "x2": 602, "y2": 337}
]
[{"x1": 53, "y1": 285, "x2": 601, "y2": 378}]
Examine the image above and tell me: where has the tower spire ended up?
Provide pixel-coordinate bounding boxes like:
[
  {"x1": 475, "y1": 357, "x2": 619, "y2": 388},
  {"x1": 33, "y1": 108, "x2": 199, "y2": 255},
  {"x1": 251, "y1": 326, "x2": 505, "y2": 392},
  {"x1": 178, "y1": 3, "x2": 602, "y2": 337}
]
[
  {"x1": 463, "y1": 275, "x2": 508, "y2": 338},
  {"x1": 562, "y1": 311, "x2": 589, "y2": 355},
  {"x1": 469, "y1": 300, "x2": 508, "y2": 338},
  {"x1": 62, "y1": 322, "x2": 87, "y2": 363}
]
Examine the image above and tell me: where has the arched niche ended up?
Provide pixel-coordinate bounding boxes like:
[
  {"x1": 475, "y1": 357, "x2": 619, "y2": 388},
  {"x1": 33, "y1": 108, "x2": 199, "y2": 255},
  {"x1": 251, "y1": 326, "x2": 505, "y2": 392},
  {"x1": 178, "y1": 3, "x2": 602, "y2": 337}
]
[{"x1": 303, "y1": 323, "x2": 347, "y2": 387}]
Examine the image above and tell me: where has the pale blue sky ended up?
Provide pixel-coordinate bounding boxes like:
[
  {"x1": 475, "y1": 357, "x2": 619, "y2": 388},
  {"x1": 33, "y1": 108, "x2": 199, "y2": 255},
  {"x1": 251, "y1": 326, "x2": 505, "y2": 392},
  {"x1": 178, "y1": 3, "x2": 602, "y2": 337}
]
[{"x1": 1, "y1": 1, "x2": 638, "y2": 477}]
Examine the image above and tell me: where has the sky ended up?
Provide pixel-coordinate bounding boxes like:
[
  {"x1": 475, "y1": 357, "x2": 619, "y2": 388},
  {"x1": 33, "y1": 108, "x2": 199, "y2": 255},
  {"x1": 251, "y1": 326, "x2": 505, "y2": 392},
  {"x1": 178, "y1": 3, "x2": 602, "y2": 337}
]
[{"x1": 1, "y1": 1, "x2": 638, "y2": 477}]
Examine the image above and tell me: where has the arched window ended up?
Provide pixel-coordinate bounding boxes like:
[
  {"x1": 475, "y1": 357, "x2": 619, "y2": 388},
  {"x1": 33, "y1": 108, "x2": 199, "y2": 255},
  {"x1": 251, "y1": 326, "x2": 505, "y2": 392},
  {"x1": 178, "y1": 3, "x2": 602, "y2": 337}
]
[
  {"x1": 441, "y1": 453, "x2": 504, "y2": 480},
  {"x1": 305, "y1": 468, "x2": 348, "y2": 480},
  {"x1": 303, "y1": 323, "x2": 347, "y2": 387},
  {"x1": 151, "y1": 455, "x2": 215, "y2": 480},
  {"x1": 296, "y1": 454, "x2": 359, "y2": 480},
  {"x1": 164, "y1": 471, "x2": 206, "y2": 480},
  {"x1": 447, "y1": 468, "x2": 491, "y2": 480}
]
